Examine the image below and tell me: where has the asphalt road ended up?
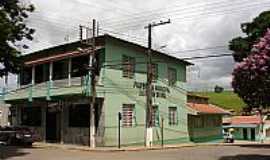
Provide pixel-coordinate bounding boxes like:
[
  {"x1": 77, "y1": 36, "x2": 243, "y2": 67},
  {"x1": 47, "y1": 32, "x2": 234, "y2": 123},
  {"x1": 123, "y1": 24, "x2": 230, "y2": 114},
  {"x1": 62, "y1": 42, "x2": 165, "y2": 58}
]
[{"x1": 1, "y1": 145, "x2": 270, "y2": 160}]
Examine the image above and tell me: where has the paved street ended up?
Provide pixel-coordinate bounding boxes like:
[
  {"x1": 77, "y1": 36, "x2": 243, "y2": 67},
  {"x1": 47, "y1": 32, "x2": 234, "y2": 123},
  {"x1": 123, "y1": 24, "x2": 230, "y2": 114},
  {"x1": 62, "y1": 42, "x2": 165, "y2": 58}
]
[{"x1": 1, "y1": 145, "x2": 270, "y2": 160}]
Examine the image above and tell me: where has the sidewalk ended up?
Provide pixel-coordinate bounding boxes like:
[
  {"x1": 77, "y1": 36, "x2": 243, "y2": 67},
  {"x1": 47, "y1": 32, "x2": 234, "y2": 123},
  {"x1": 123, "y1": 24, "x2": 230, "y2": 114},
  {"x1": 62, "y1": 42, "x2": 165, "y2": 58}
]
[
  {"x1": 32, "y1": 140, "x2": 268, "y2": 152},
  {"x1": 33, "y1": 142, "x2": 198, "y2": 152}
]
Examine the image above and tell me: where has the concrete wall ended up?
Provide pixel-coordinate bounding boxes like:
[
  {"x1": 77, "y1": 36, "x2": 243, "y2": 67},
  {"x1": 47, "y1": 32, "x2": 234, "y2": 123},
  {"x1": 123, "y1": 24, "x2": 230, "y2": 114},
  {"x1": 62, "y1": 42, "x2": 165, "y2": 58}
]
[
  {"x1": 63, "y1": 127, "x2": 89, "y2": 145},
  {"x1": 11, "y1": 99, "x2": 105, "y2": 146},
  {"x1": 0, "y1": 104, "x2": 10, "y2": 126}
]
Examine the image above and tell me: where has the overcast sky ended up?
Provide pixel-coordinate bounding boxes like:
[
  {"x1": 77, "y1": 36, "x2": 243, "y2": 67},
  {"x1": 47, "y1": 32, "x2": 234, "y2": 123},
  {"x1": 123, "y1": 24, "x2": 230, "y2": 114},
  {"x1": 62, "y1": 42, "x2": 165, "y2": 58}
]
[{"x1": 3, "y1": 0, "x2": 270, "y2": 91}]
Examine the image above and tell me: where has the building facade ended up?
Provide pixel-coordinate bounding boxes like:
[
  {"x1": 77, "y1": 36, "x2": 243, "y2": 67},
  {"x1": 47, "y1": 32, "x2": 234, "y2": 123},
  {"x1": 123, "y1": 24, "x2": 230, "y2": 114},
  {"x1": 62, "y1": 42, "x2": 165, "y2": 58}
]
[
  {"x1": 4, "y1": 35, "x2": 194, "y2": 146},
  {"x1": 223, "y1": 116, "x2": 261, "y2": 141},
  {"x1": 187, "y1": 94, "x2": 229, "y2": 142}
]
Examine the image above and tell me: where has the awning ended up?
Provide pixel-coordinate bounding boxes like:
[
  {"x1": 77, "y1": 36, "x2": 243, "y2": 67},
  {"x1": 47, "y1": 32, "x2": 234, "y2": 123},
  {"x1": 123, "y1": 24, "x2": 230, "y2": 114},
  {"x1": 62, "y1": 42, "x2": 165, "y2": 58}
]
[{"x1": 223, "y1": 124, "x2": 259, "y2": 128}]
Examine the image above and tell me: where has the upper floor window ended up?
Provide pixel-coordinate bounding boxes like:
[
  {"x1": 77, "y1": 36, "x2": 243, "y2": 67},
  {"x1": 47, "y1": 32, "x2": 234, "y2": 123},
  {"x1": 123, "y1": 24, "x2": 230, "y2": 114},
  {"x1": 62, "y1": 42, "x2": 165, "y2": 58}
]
[
  {"x1": 168, "y1": 107, "x2": 178, "y2": 125},
  {"x1": 151, "y1": 63, "x2": 158, "y2": 82},
  {"x1": 71, "y1": 55, "x2": 89, "y2": 77},
  {"x1": 122, "y1": 55, "x2": 135, "y2": 79},
  {"x1": 35, "y1": 63, "x2": 49, "y2": 84},
  {"x1": 168, "y1": 67, "x2": 177, "y2": 86},
  {"x1": 122, "y1": 104, "x2": 135, "y2": 127},
  {"x1": 53, "y1": 59, "x2": 69, "y2": 80},
  {"x1": 20, "y1": 67, "x2": 32, "y2": 85}
]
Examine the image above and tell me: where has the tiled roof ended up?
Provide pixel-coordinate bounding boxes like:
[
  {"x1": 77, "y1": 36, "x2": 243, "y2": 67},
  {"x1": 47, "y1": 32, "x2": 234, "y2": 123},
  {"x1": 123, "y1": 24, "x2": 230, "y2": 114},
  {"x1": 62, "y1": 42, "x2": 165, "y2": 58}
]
[
  {"x1": 229, "y1": 116, "x2": 262, "y2": 125},
  {"x1": 187, "y1": 103, "x2": 230, "y2": 115}
]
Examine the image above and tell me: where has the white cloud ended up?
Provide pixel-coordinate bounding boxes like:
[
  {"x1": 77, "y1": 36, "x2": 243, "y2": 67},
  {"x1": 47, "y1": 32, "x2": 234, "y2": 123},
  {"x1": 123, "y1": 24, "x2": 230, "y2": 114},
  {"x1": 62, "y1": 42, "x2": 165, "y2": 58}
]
[{"x1": 3, "y1": 0, "x2": 270, "y2": 90}]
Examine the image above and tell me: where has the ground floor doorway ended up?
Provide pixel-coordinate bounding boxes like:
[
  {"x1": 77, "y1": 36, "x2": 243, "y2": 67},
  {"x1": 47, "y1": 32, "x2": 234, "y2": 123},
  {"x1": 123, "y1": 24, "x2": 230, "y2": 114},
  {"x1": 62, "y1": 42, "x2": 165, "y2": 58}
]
[
  {"x1": 46, "y1": 103, "x2": 61, "y2": 143},
  {"x1": 243, "y1": 128, "x2": 248, "y2": 140},
  {"x1": 251, "y1": 128, "x2": 256, "y2": 141}
]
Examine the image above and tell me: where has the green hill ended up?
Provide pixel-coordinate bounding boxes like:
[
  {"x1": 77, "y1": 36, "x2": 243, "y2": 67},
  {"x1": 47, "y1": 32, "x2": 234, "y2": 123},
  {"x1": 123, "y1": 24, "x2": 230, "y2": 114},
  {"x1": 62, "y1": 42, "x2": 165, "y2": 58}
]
[{"x1": 194, "y1": 91, "x2": 246, "y2": 113}]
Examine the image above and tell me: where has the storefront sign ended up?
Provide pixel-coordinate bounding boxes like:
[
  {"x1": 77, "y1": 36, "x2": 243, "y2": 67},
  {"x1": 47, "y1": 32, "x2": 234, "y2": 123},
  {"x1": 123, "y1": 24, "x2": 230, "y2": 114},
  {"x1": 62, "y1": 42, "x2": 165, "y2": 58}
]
[{"x1": 133, "y1": 82, "x2": 170, "y2": 98}]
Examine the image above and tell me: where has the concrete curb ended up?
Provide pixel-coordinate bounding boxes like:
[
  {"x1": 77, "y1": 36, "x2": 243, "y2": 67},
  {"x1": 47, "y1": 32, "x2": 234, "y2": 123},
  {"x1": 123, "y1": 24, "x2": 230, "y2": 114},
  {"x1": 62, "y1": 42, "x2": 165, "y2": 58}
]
[{"x1": 31, "y1": 142, "x2": 258, "y2": 152}]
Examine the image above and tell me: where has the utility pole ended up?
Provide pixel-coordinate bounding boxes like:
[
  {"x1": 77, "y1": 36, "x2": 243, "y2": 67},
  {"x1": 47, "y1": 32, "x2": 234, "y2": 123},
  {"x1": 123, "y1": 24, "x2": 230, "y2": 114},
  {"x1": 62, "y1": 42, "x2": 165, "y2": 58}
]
[
  {"x1": 79, "y1": 19, "x2": 97, "y2": 148},
  {"x1": 90, "y1": 19, "x2": 97, "y2": 148},
  {"x1": 144, "y1": 19, "x2": 170, "y2": 147}
]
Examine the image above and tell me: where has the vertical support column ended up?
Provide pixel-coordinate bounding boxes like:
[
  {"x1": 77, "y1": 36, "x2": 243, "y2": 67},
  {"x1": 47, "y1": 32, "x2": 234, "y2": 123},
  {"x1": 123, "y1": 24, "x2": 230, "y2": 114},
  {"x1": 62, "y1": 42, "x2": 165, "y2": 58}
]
[
  {"x1": 42, "y1": 105, "x2": 47, "y2": 142},
  {"x1": 2, "y1": 73, "x2": 8, "y2": 101},
  {"x1": 60, "y1": 101, "x2": 64, "y2": 144},
  {"x1": 68, "y1": 58, "x2": 72, "y2": 86},
  {"x1": 16, "y1": 105, "x2": 21, "y2": 126},
  {"x1": 49, "y1": 62, "x2": 53, "y2": 83},
  {"x1": 17, "y1": 73, "x2": 20, "y2": 89},
  {"x1": 31, "y1": 66, "x2": 35, "y2": 85}
]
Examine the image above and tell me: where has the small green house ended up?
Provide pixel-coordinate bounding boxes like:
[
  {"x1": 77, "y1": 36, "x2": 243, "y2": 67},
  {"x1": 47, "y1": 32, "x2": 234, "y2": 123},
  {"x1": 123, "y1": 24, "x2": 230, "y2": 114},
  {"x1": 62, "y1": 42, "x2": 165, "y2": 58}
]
[
  {"x1": 187, "y1": 94, "x2": 230, "y2": 142},
  {"x1": 4, "y1": 35, "x2": 195, "y2": 147},
  {"x1": 223, "y1": 116, "x2": 261, "y2": 141}
]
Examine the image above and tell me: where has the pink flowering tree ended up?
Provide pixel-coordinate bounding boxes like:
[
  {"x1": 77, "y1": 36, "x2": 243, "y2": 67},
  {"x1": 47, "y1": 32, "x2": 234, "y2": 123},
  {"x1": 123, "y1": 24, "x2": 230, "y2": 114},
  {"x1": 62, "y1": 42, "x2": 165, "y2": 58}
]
[{"x1": 232, "y1": 29, "x2": 270, "y2": 109}]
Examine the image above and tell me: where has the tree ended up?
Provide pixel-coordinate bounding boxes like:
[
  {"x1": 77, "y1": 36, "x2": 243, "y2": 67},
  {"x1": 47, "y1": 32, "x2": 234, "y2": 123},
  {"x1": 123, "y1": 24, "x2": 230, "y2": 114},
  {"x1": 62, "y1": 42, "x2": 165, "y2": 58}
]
[
  {"x1": 0, "y1": 0, "x2": 34, "y2": 77},
  {"x1": 232, "y1": 29, "x2": 270, "y2": 109},
  {"x1": 229, "y1": 11, "x2": 270, "y2": 62}
]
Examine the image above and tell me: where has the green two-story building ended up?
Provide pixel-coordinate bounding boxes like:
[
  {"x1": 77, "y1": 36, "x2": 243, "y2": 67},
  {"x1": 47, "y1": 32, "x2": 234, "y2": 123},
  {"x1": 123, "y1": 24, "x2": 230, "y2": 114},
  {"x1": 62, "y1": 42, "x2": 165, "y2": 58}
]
[{"x1": 4, "y1": 34, "x2": 212, "y2": 147}]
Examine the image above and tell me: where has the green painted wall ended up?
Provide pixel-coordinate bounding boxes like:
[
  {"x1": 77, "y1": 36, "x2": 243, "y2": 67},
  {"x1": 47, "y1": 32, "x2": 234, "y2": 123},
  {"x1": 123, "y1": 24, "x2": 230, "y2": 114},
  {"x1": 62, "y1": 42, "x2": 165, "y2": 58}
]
[
  {"x1": 232, "y1": 127, "x2": 260, "y2": 141},
  {"x1": 188, "y1": 115, "x2": 223, "y2": 142},
  {"x1": 101, "y1": 37, "x2": 190, "y2": 146},
  {"x1": 4, "y1": 37, "x2": 192, "y2": 146}
]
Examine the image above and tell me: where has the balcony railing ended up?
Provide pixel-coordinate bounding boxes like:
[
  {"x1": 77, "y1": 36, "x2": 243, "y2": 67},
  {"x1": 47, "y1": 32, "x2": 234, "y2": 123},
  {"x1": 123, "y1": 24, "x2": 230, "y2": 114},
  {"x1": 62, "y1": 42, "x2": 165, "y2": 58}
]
[{"x1": 5, "y1": 76, "x2": 92, "y2": 101}]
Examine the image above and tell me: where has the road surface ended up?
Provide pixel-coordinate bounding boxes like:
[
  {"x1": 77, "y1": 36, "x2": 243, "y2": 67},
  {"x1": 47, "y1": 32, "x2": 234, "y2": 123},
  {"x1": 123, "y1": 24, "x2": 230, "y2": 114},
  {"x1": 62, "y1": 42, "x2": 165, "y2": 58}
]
[{"x1": 1, "y1": 145, "x2": 270, "y2": 160}]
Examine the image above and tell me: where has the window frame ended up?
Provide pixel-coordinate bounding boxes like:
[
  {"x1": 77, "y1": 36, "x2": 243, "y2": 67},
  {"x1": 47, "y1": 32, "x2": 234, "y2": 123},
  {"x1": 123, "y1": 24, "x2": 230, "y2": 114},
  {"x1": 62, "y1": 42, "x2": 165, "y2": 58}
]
[
  {"x1": 122, "y1": 55, "x2": 135, "y2": 79},
  {"x1": 168, "y1": 67, "x2": 177, "y2": 86},
  {"x1": 151, "y1": 63, "x2": 158, "y2": 82},
  {"x1": 122, "y1": 104, "x2": 135, "y2": 127},
  {"x1": 168, "y1": 107, "x2": 178, "y2": 126}
]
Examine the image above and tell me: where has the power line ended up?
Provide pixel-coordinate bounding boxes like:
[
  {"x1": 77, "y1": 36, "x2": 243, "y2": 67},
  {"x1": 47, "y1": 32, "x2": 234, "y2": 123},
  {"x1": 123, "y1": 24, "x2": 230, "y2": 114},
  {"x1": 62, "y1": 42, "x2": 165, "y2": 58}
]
[
  {"x1": 69, "y1": 0, "x2": 141, "y2": 19},
  {"x1": 169, "y1": 45, "x2": 227, "y2": 55},
  {"x1": 181, "y1": 53, "x2": 232, "y2": 60},
  {"x1": 101, "y1": 0, "x2": 267, "y2": 29},
  {"x1": 102, "y1": 52, "x2": 233, "y2": 68},
  {"x1": 26, "y1": 1, "x2": 268, "y2": 41},
  {"x1": 101, "y1": 0, "x2": 253, "y2": 26},
  {"x1": 102, "y1": 2, "x2": 270, "y2": 31}
]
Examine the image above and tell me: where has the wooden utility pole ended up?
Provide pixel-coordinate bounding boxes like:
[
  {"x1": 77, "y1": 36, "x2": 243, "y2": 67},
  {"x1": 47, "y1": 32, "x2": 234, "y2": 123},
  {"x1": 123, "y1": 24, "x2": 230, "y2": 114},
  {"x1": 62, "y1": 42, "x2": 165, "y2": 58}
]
[
  {"x1": 144, "y1": 19, "x2": 170, "y2": 147},
  {"x1": 79, "y1": 19, "x2": 97, "y2": 148},
  {"x1": 90, "y1": 19, "x2": 97, "y2": 148}
]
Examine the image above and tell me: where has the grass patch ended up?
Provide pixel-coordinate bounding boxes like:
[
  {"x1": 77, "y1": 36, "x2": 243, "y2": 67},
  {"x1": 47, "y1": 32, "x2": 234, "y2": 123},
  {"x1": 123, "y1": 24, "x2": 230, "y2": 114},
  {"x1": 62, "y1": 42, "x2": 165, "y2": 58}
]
[{"x1": 194, "y1": 91, "x2": 246, "y2": 113}]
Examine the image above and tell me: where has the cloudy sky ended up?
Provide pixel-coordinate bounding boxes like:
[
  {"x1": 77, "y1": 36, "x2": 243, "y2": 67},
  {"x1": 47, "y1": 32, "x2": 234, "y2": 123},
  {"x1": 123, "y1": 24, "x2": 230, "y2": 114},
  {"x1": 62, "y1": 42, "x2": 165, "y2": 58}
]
[{"x1": 3, "y1": 0, "x2": 270, "y2": 91}]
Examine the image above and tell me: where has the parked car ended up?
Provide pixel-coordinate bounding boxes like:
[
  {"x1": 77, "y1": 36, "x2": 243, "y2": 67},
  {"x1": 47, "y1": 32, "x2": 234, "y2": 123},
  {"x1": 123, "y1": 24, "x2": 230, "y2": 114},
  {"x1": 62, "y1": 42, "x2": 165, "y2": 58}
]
[{"x1": 0, "y1": 126, "x2": 35, "y2": 146}]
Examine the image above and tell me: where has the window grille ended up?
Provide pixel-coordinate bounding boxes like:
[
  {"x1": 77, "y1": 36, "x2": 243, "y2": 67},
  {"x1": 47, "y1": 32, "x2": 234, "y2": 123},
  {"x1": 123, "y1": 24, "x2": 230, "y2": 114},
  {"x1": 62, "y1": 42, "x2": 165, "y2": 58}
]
[
  {"x1": 169, "y1": 107, "x2": 178, "y2": 125},
  {"x1": 122, "y1": 104, "x2": 135, "y2": 127}
]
